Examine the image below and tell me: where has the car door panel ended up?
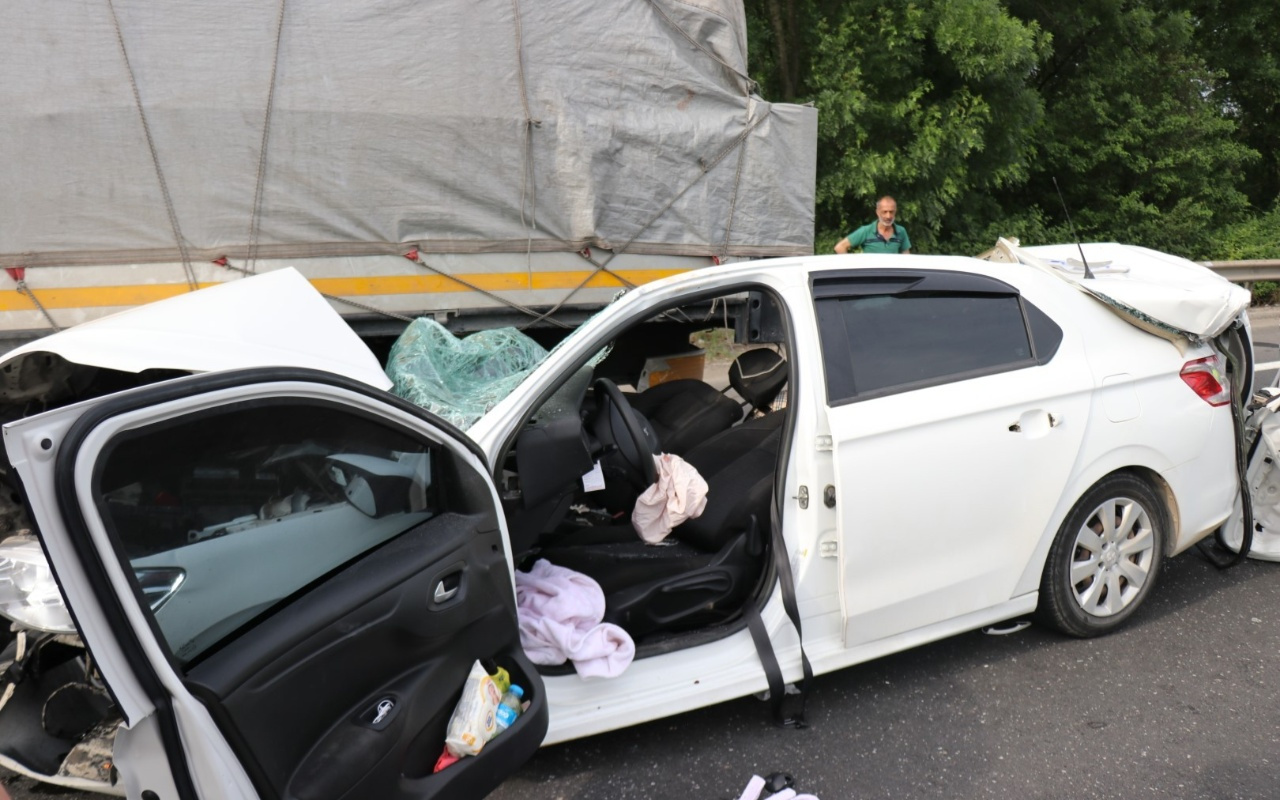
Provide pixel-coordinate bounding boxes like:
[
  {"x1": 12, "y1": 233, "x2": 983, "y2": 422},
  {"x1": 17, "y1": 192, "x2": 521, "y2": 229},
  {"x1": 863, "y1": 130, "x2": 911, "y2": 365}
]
[
  {"x1": 831, "y1": 372, "x2": 1091, "y2": 646},
  {"x1": 812, "y1": 272, "x2": 1094, "y2": 648},
  {"x1": 184, "y1": 516, "x2": 544, "y2": 800},
  {"x1": 7, "y1": 368, "x2": 544, "y2": 799}
]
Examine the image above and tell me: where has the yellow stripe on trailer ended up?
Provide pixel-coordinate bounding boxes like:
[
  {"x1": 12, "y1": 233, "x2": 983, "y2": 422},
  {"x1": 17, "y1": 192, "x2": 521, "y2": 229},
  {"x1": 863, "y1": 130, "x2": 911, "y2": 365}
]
[{"x1": 0, "y1": 268, "x2": 689, "y2": 312}]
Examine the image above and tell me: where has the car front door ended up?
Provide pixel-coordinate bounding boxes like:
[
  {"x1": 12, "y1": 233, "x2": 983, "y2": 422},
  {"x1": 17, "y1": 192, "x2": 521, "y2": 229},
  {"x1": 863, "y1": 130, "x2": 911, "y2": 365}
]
[
  {"x1": 4, "y1": 367, "x2": 544, "y2": 799},
  {"x1": 812, "y1": 270, "x2": 1093, "y2": 648}
]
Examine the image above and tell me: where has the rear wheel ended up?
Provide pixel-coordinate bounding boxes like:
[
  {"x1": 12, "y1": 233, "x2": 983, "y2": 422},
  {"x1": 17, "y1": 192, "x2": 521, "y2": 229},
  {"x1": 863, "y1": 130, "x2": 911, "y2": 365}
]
[{"x1": 1037, "y1": 474, "x2": 1165, "y2": 637}]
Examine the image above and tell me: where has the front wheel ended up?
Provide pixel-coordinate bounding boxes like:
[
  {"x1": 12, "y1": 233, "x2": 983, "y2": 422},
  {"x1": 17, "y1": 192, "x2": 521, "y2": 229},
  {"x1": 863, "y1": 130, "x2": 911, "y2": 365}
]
[{"x1": 1037, "y1": 474, "x2": 1166, "y2": 638}]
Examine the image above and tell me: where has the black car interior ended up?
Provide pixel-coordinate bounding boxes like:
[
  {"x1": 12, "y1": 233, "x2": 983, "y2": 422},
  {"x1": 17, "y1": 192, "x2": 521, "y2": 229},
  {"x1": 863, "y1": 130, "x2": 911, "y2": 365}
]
[{"x1": 501, "y1": 290, "x2": 791, "y2": 648}]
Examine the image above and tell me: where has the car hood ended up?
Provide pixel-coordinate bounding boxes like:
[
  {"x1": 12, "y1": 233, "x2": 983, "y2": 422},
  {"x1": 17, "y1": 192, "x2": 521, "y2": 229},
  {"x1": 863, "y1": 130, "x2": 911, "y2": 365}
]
[{"x1": 0, "y1": 269, "x2": 392, "y2": 390}]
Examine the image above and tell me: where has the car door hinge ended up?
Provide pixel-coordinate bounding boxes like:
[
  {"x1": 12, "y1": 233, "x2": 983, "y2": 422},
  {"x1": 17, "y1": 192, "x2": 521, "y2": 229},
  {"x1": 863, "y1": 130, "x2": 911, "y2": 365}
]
[
  {"x1": 794, "y1": 485, "x2": 809, "y2": 509},
  {"x1": 815, "y1": 435, "x2": 833, "y2": 452}
]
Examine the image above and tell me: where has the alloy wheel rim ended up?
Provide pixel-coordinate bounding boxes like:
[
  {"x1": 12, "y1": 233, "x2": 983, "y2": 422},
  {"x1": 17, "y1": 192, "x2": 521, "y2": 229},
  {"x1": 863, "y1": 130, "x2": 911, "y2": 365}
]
[{"x1": 1069, "y1": 497, "x2": 1155, "y2": 617}]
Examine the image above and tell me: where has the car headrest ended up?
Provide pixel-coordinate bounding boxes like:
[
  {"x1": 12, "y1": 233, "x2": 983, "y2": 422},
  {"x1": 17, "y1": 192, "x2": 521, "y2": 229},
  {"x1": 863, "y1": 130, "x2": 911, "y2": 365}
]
[{"x1": 729, "y1": 349, "x2": 788, "y2": 410}]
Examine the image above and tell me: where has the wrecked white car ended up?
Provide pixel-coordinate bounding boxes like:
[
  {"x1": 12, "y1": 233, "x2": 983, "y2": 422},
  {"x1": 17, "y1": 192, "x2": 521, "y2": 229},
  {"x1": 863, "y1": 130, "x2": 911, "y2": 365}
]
[{"x1": 0, "y1": 244, "x2": 1258, "y2": 798}]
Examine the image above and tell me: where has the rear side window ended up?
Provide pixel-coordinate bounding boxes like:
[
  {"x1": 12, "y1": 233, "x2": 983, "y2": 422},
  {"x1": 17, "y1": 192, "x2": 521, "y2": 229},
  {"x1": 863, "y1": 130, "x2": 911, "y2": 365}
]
[
  {"x1": 815, "y1": 271, "x2": 1059, "y2": 404},
  {"x1": 94, "y1": 401, "x2": 439, "y2": 666}
]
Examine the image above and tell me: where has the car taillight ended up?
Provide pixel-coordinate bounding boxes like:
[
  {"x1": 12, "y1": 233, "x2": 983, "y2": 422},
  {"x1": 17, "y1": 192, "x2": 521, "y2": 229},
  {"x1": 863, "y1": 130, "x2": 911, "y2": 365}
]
[{"x1": 1180, "y1": 355, "x2": 1231, "y2": 406}]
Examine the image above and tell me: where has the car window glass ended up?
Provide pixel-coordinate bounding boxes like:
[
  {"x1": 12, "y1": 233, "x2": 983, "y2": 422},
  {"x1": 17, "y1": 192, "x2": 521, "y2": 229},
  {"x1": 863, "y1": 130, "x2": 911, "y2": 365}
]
[
  {"x1": 819, "y1": 293, "x2": 1033, "y2": 402},
  {"x1": 94, "y1": 401, "x2": 438, "y2": 666}
]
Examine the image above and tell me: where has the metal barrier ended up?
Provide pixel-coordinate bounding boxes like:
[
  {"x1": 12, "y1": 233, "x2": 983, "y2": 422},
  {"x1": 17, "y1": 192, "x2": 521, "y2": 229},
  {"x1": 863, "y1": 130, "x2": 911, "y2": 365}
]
[{"x1": 1201, "y1": 260, "x2": 1280, "y2": 283}]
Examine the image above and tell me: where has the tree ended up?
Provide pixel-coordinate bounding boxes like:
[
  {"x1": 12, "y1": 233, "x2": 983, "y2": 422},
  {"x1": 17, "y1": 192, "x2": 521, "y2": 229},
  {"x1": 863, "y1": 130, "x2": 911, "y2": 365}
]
[
  {"x1": 746, "y1": 0, "x2": 1047, "y2": 252},
  {"x1": 1185, "y1": 0, "x2": 1280, "y2": 210},
  {"x1": 946, "y1": 0, "x2": 1255, "y2": 257}
]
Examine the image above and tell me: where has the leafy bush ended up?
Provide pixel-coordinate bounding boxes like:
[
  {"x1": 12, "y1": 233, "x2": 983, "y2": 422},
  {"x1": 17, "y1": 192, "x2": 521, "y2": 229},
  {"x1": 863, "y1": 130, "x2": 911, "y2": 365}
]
[{"x1": 1252, "y1": 281, "x2": 1280, "y2": 306}]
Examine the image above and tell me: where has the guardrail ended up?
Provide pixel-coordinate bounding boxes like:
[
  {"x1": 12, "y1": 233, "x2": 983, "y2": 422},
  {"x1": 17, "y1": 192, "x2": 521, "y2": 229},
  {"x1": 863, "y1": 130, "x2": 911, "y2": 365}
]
[{"x1": 1201, "y1": 260, "x2": 1280, "y2": 282}]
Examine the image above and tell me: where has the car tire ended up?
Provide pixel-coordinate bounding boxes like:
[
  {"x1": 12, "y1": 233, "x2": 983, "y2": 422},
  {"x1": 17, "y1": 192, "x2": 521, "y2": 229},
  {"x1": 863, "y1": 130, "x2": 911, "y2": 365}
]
[{"x1": 1037, "y1": 474, "x2": 1166, "y2": 638}]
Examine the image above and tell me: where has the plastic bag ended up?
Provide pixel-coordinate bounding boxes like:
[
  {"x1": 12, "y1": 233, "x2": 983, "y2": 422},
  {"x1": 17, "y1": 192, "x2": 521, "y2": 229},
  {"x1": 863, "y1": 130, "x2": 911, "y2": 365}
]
[{"x1": 443, "y1": 661, "x2": 505, "y2": 757}]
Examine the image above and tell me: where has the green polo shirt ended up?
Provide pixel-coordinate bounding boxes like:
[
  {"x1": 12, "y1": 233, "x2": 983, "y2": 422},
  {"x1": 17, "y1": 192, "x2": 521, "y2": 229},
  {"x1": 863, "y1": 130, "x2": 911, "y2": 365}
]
[{"x1": 845, "y1": 221, "x2": 911, "y2": 253}]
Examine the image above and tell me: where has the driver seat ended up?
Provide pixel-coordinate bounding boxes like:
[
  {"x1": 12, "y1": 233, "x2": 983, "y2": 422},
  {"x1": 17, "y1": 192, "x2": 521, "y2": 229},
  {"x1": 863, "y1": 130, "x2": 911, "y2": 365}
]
[
  {"x1": 537, "y1": 413, "x2": 784, "y2": 639},
  {"x1": 627, "y1": 348, "x2": 788, "y2": 456},
  {"x1": 628, "y1": 379, "x2": 741, "y2": 456}
]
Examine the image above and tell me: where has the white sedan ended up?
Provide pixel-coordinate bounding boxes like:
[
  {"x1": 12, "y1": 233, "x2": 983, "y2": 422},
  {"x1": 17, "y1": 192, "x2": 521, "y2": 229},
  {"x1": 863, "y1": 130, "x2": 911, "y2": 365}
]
[{"x1": 0, "y1": 241, "x2": 1255, "y2": 798}]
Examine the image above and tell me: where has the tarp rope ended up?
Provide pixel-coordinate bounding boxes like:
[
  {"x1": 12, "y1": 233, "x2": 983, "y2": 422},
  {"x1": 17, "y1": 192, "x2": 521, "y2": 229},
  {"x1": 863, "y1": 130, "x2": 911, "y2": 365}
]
[
  {"x1": 509, "y1": 0, "x2": 541, "y2": 287},
  {"x1": 516, "y1": 250, "x2": 641, "y2": 330},
  {"x1": 244, "y1": 0, "x2": 290, "y2": 276},
  {"x1": 106, "y1": 0, "x2": 198, "y2": 293},
  {"x1": 600, "y1": 108, "x2": 769, "y2": 272},
  {"x1": 722, "y1": 122, "x2": 749, "y2": 261},
  {"x1": 215, "y1": 258, "x2": 415, "y2": 323},
  {"x1": 6, "y1": 269, "x2": 61, "y2": 332},
  {"x1": 643, "y1": 0, "x2": 755, "y2": 91},
  {"x1": 404, "y1": 252, "x2": 572, "y2": 329}
]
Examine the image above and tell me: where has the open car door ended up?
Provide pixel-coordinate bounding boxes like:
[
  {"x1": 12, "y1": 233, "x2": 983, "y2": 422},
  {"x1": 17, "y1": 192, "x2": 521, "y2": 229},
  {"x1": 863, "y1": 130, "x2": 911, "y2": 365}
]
[{"x1": 3, "y1": 367, "x2": 545, "y2": 800}]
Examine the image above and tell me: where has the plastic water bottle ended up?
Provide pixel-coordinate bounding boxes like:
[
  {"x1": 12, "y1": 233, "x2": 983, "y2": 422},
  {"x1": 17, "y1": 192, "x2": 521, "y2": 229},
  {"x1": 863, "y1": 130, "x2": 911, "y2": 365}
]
[{"x1": 494, "y1": 685, "x2": 524, "y2": 733}]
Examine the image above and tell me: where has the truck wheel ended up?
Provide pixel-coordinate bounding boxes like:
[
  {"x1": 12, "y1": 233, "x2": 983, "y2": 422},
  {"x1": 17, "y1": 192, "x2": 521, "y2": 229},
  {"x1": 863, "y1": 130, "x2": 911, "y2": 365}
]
[{"x1": 1037, "y1": 474, "x2": 1165, "y2": 638}]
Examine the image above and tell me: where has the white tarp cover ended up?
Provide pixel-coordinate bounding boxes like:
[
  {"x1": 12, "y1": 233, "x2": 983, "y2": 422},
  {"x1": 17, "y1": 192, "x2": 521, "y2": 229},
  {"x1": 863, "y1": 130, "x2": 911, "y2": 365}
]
[
  {"x1": 988, "y1": 240, "x2": 1251, "y2": 340},
  {"x1": 0, "y1": 0, "x2": 816, "y2": 268}
]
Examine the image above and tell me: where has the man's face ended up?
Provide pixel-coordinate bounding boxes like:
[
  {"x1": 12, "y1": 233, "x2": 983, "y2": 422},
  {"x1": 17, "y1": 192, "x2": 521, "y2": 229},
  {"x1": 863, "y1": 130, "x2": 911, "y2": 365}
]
[{"x1": 877, "y1": 201, "x2": 897, "y2": 227}]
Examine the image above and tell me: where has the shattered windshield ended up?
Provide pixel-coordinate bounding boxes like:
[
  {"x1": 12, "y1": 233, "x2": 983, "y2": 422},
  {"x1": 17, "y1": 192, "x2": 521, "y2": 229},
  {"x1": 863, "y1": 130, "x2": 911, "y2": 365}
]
[{"x1": 386, "y1": 316, "x2": 611, "y2": 429}]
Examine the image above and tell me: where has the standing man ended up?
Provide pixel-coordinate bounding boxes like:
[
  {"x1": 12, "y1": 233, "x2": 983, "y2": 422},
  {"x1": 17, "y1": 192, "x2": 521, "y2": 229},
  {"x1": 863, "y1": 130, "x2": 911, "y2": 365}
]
[{"x1": 834, "y1": 196, "x2": 911, "y2": 254}]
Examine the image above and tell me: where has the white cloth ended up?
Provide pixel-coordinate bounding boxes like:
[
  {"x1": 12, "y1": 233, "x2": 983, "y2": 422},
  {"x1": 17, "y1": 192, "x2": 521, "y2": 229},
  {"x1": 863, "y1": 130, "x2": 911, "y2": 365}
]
[
  {"x1": 515, "y1": 559, "x2": 635, "y2": 679},
  {"x1": 631, "y1": 452, "x2": 709, "y2": 543},
  {"x1": 734, "y1": 775, "x2": 819, "y2": 800}
]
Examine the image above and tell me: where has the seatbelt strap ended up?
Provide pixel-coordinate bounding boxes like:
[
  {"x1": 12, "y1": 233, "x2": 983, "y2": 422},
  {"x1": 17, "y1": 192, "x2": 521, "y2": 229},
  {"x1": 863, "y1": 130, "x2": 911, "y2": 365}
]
[{"x1": 745, "y1": 498, "x2": 813, "y2": 728}]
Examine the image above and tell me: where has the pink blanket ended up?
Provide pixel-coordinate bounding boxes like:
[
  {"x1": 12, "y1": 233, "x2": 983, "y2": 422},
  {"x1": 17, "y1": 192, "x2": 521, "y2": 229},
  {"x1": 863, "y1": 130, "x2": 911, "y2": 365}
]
[{"x1": 515, "y1": 559, "x2": 635, "y2": 679}]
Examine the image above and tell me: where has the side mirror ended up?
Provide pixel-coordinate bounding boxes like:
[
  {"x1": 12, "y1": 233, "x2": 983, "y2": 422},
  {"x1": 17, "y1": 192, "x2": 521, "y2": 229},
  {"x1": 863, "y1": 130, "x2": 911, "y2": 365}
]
[{"x1": 326, "y1": 453, "x2": 431, "y2": 519}]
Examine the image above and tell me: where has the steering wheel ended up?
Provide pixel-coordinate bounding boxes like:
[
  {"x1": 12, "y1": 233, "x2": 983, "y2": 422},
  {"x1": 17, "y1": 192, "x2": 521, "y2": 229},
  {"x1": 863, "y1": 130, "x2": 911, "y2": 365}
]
[{"x1": 592, "y1": 378, "x2": 659, "y2": 488}]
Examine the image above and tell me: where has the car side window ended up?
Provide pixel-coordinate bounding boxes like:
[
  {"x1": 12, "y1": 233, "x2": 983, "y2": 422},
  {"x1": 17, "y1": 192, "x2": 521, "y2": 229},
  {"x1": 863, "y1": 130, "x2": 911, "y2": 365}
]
[
  {"x1": 815, "y1": 271, "x2": 1060, "y2": 404},
  {"x1": 94, "y1": 401, "x2": 439, "y2": 666}
]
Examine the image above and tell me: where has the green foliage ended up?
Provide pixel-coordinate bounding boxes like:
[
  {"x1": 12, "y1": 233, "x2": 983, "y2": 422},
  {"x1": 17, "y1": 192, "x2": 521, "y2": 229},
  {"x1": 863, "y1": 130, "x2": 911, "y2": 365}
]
[
  {"x1": 1000, "y1": 1, "x2": 1255, "y2": 259},
  {"x1": 1250, "y1": 281, "x2": 1279, "y2": 306},
  {"x1": 1188, "y1": 0, "x2": 1280, "y2": 207},
  {"x1": 799, "y1": 0, "x2": 1047, "y2": 252},
  {"x1": 742, "y1": 0, "x2": 1273, "y2": 259},
  {"x1": 1219, "y1": 206, "x2": 1280, "y2": 261}
]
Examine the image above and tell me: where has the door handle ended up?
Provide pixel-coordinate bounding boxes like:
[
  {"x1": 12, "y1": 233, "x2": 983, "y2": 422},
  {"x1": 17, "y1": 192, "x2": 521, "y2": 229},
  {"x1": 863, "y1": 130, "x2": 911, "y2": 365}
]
[
  {"x1": 1008, "y1": 411, "x2": 1061, "y2": 434},
  {"x1": 433, "y1": 577, "x2": 460, "y2": 604}
]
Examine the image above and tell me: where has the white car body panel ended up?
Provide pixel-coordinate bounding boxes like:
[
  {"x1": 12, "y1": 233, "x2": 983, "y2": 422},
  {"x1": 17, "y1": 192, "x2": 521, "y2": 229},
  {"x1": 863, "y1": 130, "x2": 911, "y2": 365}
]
[
  {"x1": 0, "y1": 269, "x2": 393, "y2": 391},
  {"x1": 1222, "y1": 398, "x2": 1280, "y2": 560},
  {"x1": 471, "y1": 253, "x2": 1245, "y2": 743},
  {"x1": 0, "y1": 250, "x2": 1251, "y2": 778},
  {"x1": 822, "y1": 259, "x2": 1094, "y2": 649},
  {"x1": 5, "y1": 379, "x2": 517, "y2": 798},
  {"x1": 5, "y1": 401, "x2": 260, "y2": 799}
]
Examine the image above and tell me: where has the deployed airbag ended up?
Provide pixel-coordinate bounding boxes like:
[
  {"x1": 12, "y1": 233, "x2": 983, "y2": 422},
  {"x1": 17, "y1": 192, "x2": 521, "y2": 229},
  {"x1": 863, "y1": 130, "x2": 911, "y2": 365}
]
[{"x1": 631, "y1": 453, "x2": 709, "y2": 543}]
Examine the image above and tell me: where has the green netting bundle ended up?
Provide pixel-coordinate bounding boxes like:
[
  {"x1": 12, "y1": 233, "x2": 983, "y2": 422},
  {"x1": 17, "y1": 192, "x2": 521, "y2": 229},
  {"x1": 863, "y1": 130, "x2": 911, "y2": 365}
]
[{"x1": 386, "y1": 318, "x2": 549, "y2": 429}]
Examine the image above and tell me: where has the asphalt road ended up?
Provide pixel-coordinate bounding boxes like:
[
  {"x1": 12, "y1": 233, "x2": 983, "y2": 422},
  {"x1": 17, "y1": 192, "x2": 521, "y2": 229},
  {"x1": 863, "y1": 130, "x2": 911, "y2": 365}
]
[
  {"x1": 5, "y1": 312, "x2": 1280, "y2": 800},
  {"x1": 491, "y1": 551, "x2": 1280, "y2": 800}
]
